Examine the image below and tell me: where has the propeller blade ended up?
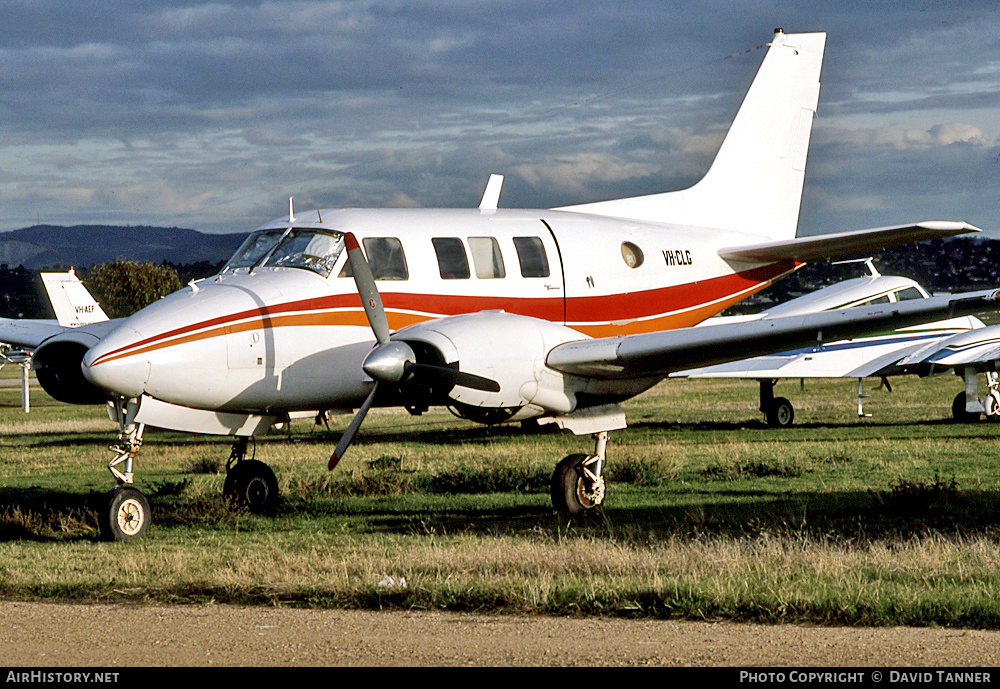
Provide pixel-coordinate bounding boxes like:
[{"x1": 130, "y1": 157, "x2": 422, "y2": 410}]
[
  {"x1": 344, "y1": 232, "x2": 390, "y2": 346},
  {"x1": 329, "y1": 383, "x2": 378, "y2": 470},
  {"x1": 406, "y1": 362, "x2": 501, "y2": 392}
]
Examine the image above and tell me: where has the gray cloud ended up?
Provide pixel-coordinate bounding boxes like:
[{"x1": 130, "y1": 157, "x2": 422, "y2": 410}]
[{"x1": 0, "y1": 0, "x2": 997, "y2": 236}]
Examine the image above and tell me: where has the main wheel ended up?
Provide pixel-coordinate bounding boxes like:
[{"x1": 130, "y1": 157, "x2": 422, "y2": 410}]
[
  {"x1": 99, "y1": 486, "x2": 151, "y2": 541},
  {"x1": 952, "y1": 392, "x2": 982, "y2": 423},
  {"x1": 551, "y1": 453, "x2": 605, "y2": 516},
  {"x1": 224, "y1": 460, "x2": 280, "y2": 516},
  {"x1": 766, "y1": 397, "x2": 794, "y2": 428}
]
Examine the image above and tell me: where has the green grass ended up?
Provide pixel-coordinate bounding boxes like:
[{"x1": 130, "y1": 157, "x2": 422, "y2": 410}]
[{"x1": 3, "y1": 371, "x2": 1000, "y2": 627}]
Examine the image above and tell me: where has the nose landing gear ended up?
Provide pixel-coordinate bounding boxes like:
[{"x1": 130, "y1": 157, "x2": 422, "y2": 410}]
[{"x1": 98, "y1": 397, "x2": 151, "y2": 541}]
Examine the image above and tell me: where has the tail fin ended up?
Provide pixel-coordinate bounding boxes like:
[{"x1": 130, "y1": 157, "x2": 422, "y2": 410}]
[
  {"x1": 557, "y1": 30, "x2": 826, "y2": 241},
  {"x1": 40, "y1": 270, "x2": 108, "y2": 327}
]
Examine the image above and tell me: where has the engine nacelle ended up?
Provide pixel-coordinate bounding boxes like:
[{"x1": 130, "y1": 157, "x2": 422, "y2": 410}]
[
  {"x1": 394, "y1": 311, "x2": 587, "y2": 416},
  {"x1": 32, "y1": 321, "x2": 120, "y2": 405}
]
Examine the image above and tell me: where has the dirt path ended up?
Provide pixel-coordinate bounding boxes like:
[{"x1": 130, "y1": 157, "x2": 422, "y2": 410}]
[{"x1": 2, "y1": 601, "x2": 999, "y2": 667}]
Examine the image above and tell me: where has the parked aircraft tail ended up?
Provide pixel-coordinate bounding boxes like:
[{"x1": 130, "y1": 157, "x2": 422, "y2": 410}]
[
  {"x1": 40, "y1": 270, "x2": 108, "y2": 328},
  {"x1": 557, "y1": 29, "x2": 826, "y2": 242}
]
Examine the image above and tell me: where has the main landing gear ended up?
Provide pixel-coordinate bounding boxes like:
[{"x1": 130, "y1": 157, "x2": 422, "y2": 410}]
[
  {"x1": 950, "y1": 369, "x2": 1000, "y2": 423},
  {"x1": 223, "y1": 436, "x2": 280, "y2": 516},
  {"x1": 550, "y1": 431, "x2": 608, "y2": 516},
  {"x1": 759, "y1": 380, "x2": 794, "y2": 428}
]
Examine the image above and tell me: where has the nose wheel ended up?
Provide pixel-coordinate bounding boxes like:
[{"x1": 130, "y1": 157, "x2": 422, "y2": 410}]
[{"x1": 99, "y1": 485, "x2": 151, "y2": 541}]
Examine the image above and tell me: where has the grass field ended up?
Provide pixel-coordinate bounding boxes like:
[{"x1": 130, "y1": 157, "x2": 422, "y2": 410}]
[{"x1": 2, "y1": 364, "x2": 1000, "y2": 627}]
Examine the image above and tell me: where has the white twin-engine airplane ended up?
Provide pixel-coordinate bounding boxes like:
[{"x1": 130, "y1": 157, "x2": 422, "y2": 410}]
[
  {"x1": 676, "y1": 263, "x2": 1000, "y2": 425},
  {"x1": 7, "y1": 30, "x2": 997, "y2": 540}
]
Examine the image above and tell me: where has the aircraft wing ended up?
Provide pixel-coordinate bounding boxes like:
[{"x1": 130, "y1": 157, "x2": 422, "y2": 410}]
[
  {"x1": 674, "y1": 319, "x2": 980, "y2": 380},
  {"x1": 546, "y1": 289, "x2": 1000, "y2": 379},
  {"x1": 0, "y1": 318, "x2": 67, "y2": 351},
  {"x1": 718, "y1": 221, "x2": 979, "y2": 263},
  {"x1": 890, "y1": 324, "x2": 1000, "y2": 372}
]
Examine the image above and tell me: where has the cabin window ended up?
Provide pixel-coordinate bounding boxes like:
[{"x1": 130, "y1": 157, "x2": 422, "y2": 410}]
[
  {"x1": 513, "y1": 237, "x2": 550, "y2": 278},
  {"x1": 894, "y1": 287, "x2": 925, "y2": 301},
  {"x1": 621, "y1": 241, "x2": 644, "y2": 268},
  {"x1": 432, "y1": 237, "x2": 470, "y2": 279},
  {"x1": 468, "y1": 237, "x2": 506, "y2": 279},
  {"x1": 859, "y1": 295, "x2": 891, "y2": 306}
]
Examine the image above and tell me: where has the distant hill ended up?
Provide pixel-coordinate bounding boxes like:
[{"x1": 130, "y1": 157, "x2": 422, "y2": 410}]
[{"x1": 0, "y1": 225, "x2": 246, "y2": 270}]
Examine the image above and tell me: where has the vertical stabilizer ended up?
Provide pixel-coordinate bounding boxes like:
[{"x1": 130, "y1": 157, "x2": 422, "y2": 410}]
[
  {"x1": 40, "y1": 270, "x2": 108, "y2": 327},
  {"x1": 557, "y1": 30, "x2": 826, "y2": 241}
]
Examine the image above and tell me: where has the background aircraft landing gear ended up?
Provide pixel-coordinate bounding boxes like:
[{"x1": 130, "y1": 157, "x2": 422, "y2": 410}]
[
  {"x1": 952, "y1": 392, "x2": 982, "y2": 423},
  {"x1": 224, "y1": 438, "x2": 280, "y2": 516},
  {"x1": 99, "y1": 485, "x2": 150, "y2": 541},
  {"x1": 765, "y1": 397, "x2": 795, "y2": 428},
  {"x1": 759, "y1": 380, "x2": 795, "y2": 428}
]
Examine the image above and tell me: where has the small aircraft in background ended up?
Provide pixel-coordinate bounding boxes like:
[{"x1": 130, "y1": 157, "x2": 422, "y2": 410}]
[
  {"x1": 2, "y1": 30, "x2": 995, "y2": 541},
  {"x1": 0, "y1": 269, "x2": 109, "y2": 412},
  {"x1": 676, "y1": 262, "x2": 1000, "y2": 425}
]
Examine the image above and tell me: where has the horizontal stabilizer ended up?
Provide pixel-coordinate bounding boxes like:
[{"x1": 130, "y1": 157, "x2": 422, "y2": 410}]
[{"x1": 718, "y1": 221, "x2": 980, "y2": 263}]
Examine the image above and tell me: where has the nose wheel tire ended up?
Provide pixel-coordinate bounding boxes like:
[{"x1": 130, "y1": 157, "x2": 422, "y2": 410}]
[
  {"x1": 551, "y1": 453, "x2": 605, "y2": 516},
  {"x1": 224, "y1": 460, "x2": 280, "y2": 516},
  {"x1": 99, "y1": 486, "x2": 151, "y2": 541}
]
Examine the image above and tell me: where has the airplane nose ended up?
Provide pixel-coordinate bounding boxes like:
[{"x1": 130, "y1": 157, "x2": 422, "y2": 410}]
[{"x1": 82, "y1": 325, "x2": 150, "y2": 398}]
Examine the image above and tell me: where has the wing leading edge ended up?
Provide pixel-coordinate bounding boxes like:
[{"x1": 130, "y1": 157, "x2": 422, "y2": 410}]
[
  {"x1": 719, "y1": 221, "x2": 980, "y2": 263},
  {"x1": 546, "y1": 289, "x2": 1000, "y2": 379}
]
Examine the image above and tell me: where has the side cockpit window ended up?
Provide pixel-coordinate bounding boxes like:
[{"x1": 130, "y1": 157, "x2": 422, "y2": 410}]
[{"x1": 363, "y1": 237, "x2": 408, "y2": 280}]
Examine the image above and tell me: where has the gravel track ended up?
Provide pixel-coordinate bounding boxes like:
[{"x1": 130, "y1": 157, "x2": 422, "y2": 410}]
[{"x1": 2, "y1": 601, "x2": 999, "y2": 667}]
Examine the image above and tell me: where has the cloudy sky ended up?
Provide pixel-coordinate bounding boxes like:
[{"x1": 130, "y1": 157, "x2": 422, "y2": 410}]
[{"x1": 1, "y1": 1, "x2": 997, "y2": 238}]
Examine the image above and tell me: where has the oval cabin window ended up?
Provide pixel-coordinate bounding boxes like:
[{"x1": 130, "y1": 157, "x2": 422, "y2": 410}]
[{"x1": 621, "y1": 241, "x2": 644, "y2": 269}]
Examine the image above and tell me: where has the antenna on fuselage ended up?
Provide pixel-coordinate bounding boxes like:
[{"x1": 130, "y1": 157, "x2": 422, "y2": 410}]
[
  {"x1": 288, "y1": 197, "x2": 296, "y2": 223},
  {"x1": 479, "y1": 174, "x2": 504, "y2": 210}
]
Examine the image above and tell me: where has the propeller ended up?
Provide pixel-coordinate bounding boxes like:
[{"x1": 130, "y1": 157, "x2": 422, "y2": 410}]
[{"x1": 329, "y1": 233, "x2": 500, "y2": 470}]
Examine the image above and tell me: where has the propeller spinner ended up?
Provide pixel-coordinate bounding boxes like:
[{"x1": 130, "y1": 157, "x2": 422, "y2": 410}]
[{"x1": 329, "y1": 233, "x2": 499, "y2": 469}]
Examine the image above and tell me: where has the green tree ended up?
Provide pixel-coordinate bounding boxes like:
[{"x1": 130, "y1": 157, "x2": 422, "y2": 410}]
[{"x1": 84, "y1": 259, "x2": 183, "y2": 318}]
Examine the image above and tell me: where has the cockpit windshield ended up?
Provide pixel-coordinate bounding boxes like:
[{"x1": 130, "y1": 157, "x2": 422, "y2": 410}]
[{"x1": 222, "y1": 228, "x2": 346, "y2": 278}]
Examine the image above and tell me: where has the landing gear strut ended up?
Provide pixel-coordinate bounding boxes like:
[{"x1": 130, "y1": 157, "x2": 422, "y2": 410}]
[
  {"x1": 760, "y1": 380, "x2": 794, "y2": 428},
  {"x1": 551, "y1": 431, "x2": 608, "y2": 516},
  {"x1": 224, "y1": 436, "x2": 280, "y2": 516},
  {"x1": 99, "y1": 397, "x2": 151, "y2": 541}
]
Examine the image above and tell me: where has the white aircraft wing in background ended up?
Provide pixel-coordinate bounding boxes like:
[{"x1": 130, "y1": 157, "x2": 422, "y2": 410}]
[
  {"x1": 673, "y1": 273, "x2": 1000, "y2": 425},
  {"x1": 0, "y1": 270, "x2": 113, "y2": 411}
]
